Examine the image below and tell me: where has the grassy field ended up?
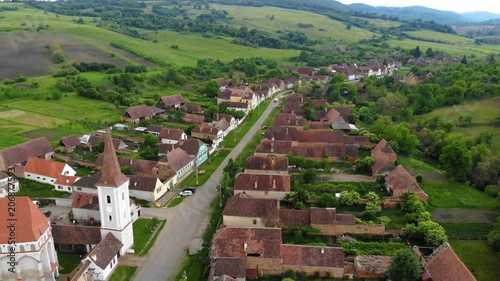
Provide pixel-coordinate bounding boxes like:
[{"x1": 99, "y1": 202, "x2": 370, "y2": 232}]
[
  {"x1": 0, "y1": 3, "x2": 299, "y2": 68},
  {"x1": 404, "y1": 30, "x2": 474, "y2": 44},
  {"x1": 204, "y1": 4, "x2": 374, "y2": 43},
  {"x1": 422, "y1": 181, "x2": 500, "y2": 210},
  {"x1": 57, "y1": 253, "x2": 81, "y2": 274},
  {"x1": 450, "y1": 240, "x2": 500, "y2": 281},
  {"x1": 398, "y1": 156, "x2": 438, "y2": 173},
  {"x1": 418, "y1": 96, "x2": 500, "y2": 153},
  {"x1": 16, "y1": 178, "x2": 69, "y2": 198},
  {"x1": 388, "y1": 38, "x2": 500, "y2": 56},
  {"x1": 109, "y1": 266, "x2": 137, "y2": 281},
  {"x1": 353, "y1": 17, "x2": 402, "y2": 28},
  {"x1": 132, "y1": 218, "x2": 165, "y2": 256},
  {"x1": 440, "y1": 222, "x2": 493, "y2": 240}
]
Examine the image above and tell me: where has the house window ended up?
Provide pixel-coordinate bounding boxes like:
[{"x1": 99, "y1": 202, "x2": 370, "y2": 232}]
[
  {"x1": 30, "y1": 244, "x2": 35, "y2": 251},
  {"x1": 27, "y1": 174, "x2": 30, "y2": 177},
  {"x1": 43, "y1": 178, "x2": 46, "y2": 180},
  {"x1": 37, "y1": 177, "x2": 40, "y2": 179},
  {"x1": 68, "y1": 187, "x2": 71, "y2": 191},
  {"x1": 76, "y1": 187, "x2": 82, "y2": 191},
  {"x1": 253, "y1": 219, "x2": 257, "y2": 225},
  {"x1": 107, "y1": 195, "x2": 111, "y2": 204},
  {"x1": 109, "y1": 215, "x2": 112, "y2": 222},
  {"x1": 122, "y1": 193, "x2": 125, "y2": 201}
]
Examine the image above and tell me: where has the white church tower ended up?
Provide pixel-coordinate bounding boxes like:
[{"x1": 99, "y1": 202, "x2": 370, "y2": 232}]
[{"x1": 96, "y1": 129, "x2": 134, "y2": 255}]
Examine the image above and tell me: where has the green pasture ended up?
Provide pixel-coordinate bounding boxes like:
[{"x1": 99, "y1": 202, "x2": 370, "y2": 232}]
[
  {"x1": 353, "y1": 16, "x2": 402, "y2": 28},
  {"x1": 450, "y1": 240, "x2": 500, "y2": 281},
  {"x1": 422, "y1": 181, "x2": 500, "y2": 210},
  {"x1": 206, "y1": 4, "x2": 374, "y2": 43},
  {"x1": 388, "y1": 38, "x2": 499, "y2": 56},
  {"x1": 404, "y1": 30, "x2": 474, "y2": 44}
]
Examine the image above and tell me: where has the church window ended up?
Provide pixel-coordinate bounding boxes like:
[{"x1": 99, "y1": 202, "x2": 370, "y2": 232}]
[
  {"x1": 109, "y1": 215, "x2": 112, "y2": 222},
  {"x1": 107, "y1": 195, "x2": 111, "y2": 204}
]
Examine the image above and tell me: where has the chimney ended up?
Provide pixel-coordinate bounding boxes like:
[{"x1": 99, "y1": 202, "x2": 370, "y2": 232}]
[
  {"x1": 321, "y1": 248, "x2": 324, "y2": 254},
  {"x1": 270, "y1": 139, "x2": 274, "y2": 153},
  {"x1": 254, "y1": 180, "x2": 258, "y2": 189},
  {"x1": 130, "y1": 159, "x2": 133, "y2": 165},
  {"x1": 66, "y1": 178, "x2": 69, "y2": 184},
  {"x1": 134, "y1": 182, "x2": 137, "y2": 186},
  {"x1": 244, "y1": 242, "x2": 248, "y2": 252},
  {"x1": 272, "y1": 179, "x2": 276, "y2": 189}
]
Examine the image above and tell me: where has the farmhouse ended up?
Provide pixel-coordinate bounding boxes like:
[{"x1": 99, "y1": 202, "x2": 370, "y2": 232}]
[
  {"x1": 273, "y1": 113, "x2": 308, "y2": 127},
  {"x1": 209, "y1": 227, "x2": 345, "y2": 279},
  {"x1": 0, "y1": 197, "x2": 59, "y2": 281},
  {"x1": 233, "y1": 173, "x2": 291, "y2": 200},
  {"x1": 222, "y1": 193, "x2": 280, "y2": 228},
  {"x1": 213, "y1": 113, "x2": 238, "y2": 132},
  {"x1": 156, "y1": 94, "x2": 186, "y2": 110},
  {"x1": 54, "y1": 175, "x2": 80, "y2": 193},
  {"x1": 182, "y1": 113, "x2": 205, "y2": 123},
  {"x1": 191, "y1": 125, "x2": 224, "y2": 146},
  {"x1": 84, "y1": 135, "x2": 127, "y2": 151},
  {"x1": 159, "y1": 128, "x2": 188, "y2": 144},
  {"x1": 0, "y1": 137, "x2": 54, "y2": 172},
  {"x1": 183, "y1": 102, "x2": 204, "y2": 114},
  {"x1": 254, "y1": 139, "x2": 293, "y2": 156},
  {"x1": 245, "y1": 155, "x2": 288, "y2": 175},
  {"x1": 176, "y1": 139, "x2": 209, "y2": 165},
  {"x1": 121, "y1": 104, "x2": 156, "y2": 124},
  {"x1": 418, "y1": 243, "x2": 476, "y2": 281},
  {"x1": 71, "y1": 192, "x2": 101, "y2": 223},
  {"x1": 158, "y1": 147, "x2": 195, "y2": 181},
  {"x1": 385, "y1": 165, "x2": 428, "y2": 202},
  {"x1": 59, "y1": 135, "x2": 82, "y2": 152},
  {"x1": 23, "y1": 156, "x2": 77, "y2": 185},
  {"x1": 128, "y1": 175, "x2": 170, "y2": 203},
  {"x1": 371, "y1": 139, "x2": 397, "y2": 176}
]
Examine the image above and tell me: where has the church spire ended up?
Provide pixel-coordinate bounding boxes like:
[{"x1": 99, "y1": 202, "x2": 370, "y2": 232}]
[{"x1": 97, "y1": 128, "x2": 128, "y2": 187}]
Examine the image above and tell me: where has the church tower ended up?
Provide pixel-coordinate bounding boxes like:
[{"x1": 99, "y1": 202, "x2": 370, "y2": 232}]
[{"x1": 97, "y1": 129, "x2": 134, "y2": 255}]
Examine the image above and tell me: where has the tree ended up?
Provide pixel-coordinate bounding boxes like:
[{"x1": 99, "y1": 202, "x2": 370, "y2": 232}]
[
  {"x1": 243, "y1": 62, "x2": 257, "y2": 77},
  {"x1": 388, "y1": 249, "x2": 421, "y2": 281},
  {"x1": 402, "y1": 220, "x2": 448, "y2": 246},
  {"x1": 302, "y1": 169, "x2": 317, "y2": 184},
  {"x1": 458, "y1": 114, "x2": 473, "y2": 127},
  {"x1": 339, "y1": 190, "x2": 361, "y2": 206},
  {"x1": 412, "y1": 46, "x2": 422, "y2": 58},
  {"x1": 439, "y1": 134, "x2": 473, "y2": 182},
  {"x1": 144, "y1": 134, "x2": 159, "y2": 147},
  {"x1": 425, "y1": 47, "x2": 435, "y2": 57},
  {"x1": 319, "y1": 193, "x2": 338, "y2": 208},
  {"x1": 354, "y1": 156, "x2": 374, "y2": 174},
  {"x1": 223, "y1": 159, "x2": 241, "y2": 179},
  {"x1": 461, "y1": 55, "x2": 467, "y2": 64},
  {"x1": 202, "y1": 80, "x2": 220, "y2": 98}
]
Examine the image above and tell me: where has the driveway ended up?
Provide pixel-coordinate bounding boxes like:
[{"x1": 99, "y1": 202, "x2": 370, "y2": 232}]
[{"x1": 133, "y1": 92, "x2": 287, "y2": 281}]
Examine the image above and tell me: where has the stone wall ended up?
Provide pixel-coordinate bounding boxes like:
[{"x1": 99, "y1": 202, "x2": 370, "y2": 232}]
[{"x1": 312, "y1": 223, "x2": 386, "y2": 236}]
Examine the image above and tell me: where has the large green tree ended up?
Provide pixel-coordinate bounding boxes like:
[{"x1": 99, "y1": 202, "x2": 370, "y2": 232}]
[
  {"x1": 388, "y1": 249, "x2": 422, "y2": 281},
  {"x1": 439, "y1": 134, "x2": 473, "y2": 182}
]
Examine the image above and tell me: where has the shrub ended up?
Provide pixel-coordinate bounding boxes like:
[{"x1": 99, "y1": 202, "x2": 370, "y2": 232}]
[
  {"x1": 339, "y1": 190, "x2": 361, "y2": 206},
  {"x1": 415, "y1": 174, "x2": 423, "y2": 183},
  {"x1": 484, "y1": 185, "x2": 499, "y2": 198}
]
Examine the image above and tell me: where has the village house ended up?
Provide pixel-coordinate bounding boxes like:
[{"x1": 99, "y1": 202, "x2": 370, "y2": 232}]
[
  {"x1": 159, "y1": 128, "x2": 188, "y2": 144},
  {"x1": 0, "y1": 137, "x2": 54, "y2": 172},
  {"x1": 158, "y1": 147, "x2": 195, "y2": 181},
  {"x1": 273, "y1": 113, "x2": 308, "y2": 127},
  {"x1": 226, "y1": 102, "x2": 250, "y2": 114},
  {"x1": 385, "y1": 165, "x2": 428, "y2": 202},
  {"x1": 245, "y1": 155, "x2": 288, "y2": 175},
  {"x1": 254, "y1": 84, "x2": 272, "y2": 99},
  {"x1": 222, "y1": 193, "x2": 280, "y2": 228},
  {"x1": 23, "y1": 156, "x2": 77, "y2": 185},
  {"x1": 284, "y1": 77, "x2": 300, "y2": 89},
  {"x1": 182, "y1": 113, "x2": 205, "y2": 124},
  {"x1": 177, "y1": 139, "x2": 209, "y2": 165},
  {"x1": 268, "y1": 78, "x2": 285, "y2": 91},
  {"x1": 83, "y1": 135, "x2": 128, "y2": 152},
  {"x1": 121, "y1": 104, "x2": 157, "y2": 124},
  {"x1": 209, "y1": 227, "x2": 345, "y2": 279},
  {"x1": 0, "y1": 170, "x2": 19, "y2": 198},
  {"x1": 54, "y1": 175, "x2": 80, "y2": 193},
  {"x1": 0, "y1": 197, "x2": 59, "y2": 281},
  {"x1": 371, "y1": 139, "x2": 397, "y2": 176},
  {"x1": 51, "y1": 225, "x2": 101, "y2": 254},
  {"x1": 183, "y1": 102, "x2": 204, "y2": 114},
  {"x1": 146, "y1": 125, "x2": 162, "y2": 136},
  {"x1": 217, "y1": 78, "x2": 231, "y2": 92},
  {"x1": 191, "y1": 125, "x2": 224, "y2": 147},
  {"x1": 254, "y1": 139, "x2": 293, "y2": 156},
  {"x1": 59, "y1": 135, "x2": 82, "y2": 152},
  {"x1": 71, "y1": 192, "x2": 101, "y2": 223},
  {"x1": 156, "y1": 94, "x2": 186, "y2": 110},
  {"x1": 128, "y1": 175, "x2": 169, "y2": 203},
  {"x1": 95, "y1": 156, "x2": 176, "y2": 181},
  {"x1": 233, "y1": 173, "x2": 291, "y2": 200},
  {"x1": 213, "y1": 113, "x2": 238, "y2": 132},
  {"x1": 292, "y1": 145, "x2": 359, "y2": 162},
  {"x1": 316, "y1": 108, "x2": 351, "y2": 130}
]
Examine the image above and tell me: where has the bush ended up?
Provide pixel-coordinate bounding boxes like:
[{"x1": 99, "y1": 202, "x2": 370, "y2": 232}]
[
  {"x1": 339, "y1": 190, "x2": 361, "y2": 206},
  {"x1": 484, "y1": 185, "x2": 499, "y2": 198},
  {"x1": 415, "y1": 174, "x2": 423, "y2": 183}
]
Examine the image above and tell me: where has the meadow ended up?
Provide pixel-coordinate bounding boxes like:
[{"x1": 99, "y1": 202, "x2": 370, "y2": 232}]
[
  {"x1": 422, "y1": 181, "x2": 500, "y2": 210},
  {"x1": 450, "y1": 241, "x2": 500, "y2": 281},
  {"x1": 388, "y1": 38, "x2": 500, "y2": 56},
  {"x1": 201, "y1": 4, "x2": 374, "y2": 43},
  {"x1": 403, "y1": 30, "x2": 474, "y2": 44}
]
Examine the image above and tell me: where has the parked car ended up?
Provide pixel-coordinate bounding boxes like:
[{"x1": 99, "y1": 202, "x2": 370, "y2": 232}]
[
  {"x1": 178, "y1": 190, "x2": 193, "y2": 197},
  {"x1": 183, "y1": 187, "x2": 196, "y2": 193},
  {"x1": 43, "y1": 210, "x2": 51, "y2": 217}
]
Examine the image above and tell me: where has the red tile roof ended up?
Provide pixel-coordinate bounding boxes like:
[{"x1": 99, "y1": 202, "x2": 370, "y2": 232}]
[
  {"x1": 60, "y1": 135, "x2": 81, "y2": 149},
  {"x1": 123, "y1": 104, "x2": 154, "y2": 120},
  {"x1": 245, "y1": 155, "x2": 288, "y2": 172},
  {"x1": 0, "y1": 197, "x2": 49, "y2": 243},
  {"x1": 213, "y1": 113, "x2": 234, "y2": 123},
  {"x1": 280, "y1": 103, "x2": 304, "y2": 115},
  {"x1": 292, "y1": 145, "x2": 358, "y2": 159},
  {"x1": 52, "y1": 225, "x2": 102, "y2": 245},
  {"x1": 128, "y1": 175, "x2": 160, "y2": 192},
  {"x1": 159, "y1": 94, "x2": 186, "y2": 106},
  {"x1": 192, "y1": 125, "x2": 221, "y2": 137},
  {"x1": 182, "y1": 113, "x2": 205, "y2": 123},
  {"x1": 212, "y1": 258, "x2": 246, "y2": 279},
  {"x1": 0, "y1": 137, "x2": 53, "y2": 167},
  {"x1": 96, "y1": 129, "x2": 128, "y2": 188},
  {"x1": 226, "y1": 102, "x2": 249, "y2": 109},
  {"x1": 255, "y1": 139, "x2": 293, "y2": 155},
  {"x1": 281, "y1": 244, "x2": 344, "y2": 268},
  {"x1": 371, "y1": 150, "x2": 396, "y2": 175},
  {"x1": 183, "y1": 102, "x2": 203, "y2": 114},
  {"x1": 160, "y1": 147, "x2": 194, "y2": 171},
  {"x1": 212, "y1": 227, "x2": 282, "y2": 259},
  {"x1": 159, "y1": 128, "x2": 185, "y2": 140},
  {"x1": 264, "y1": 126, "x2": 299, "y2": 141},
  {"x1": 234, "y1": 173, "x2": 291, "y2": 192},
  {"x1": 310, "y1": 208, "x2": 356, "y2": 225},
  {"x1": 309, "y1": 121, "x2": 331, "y2": 130},
  {"x1": 297, "y1": 130, "x2": 345, "y2": 143},
  {"x1": 24, "y1": 157, "x2": 67, "y2": 179},
  {"x1": 273, "y1": 113, "x2": 308, "y2": 127},
  {"x1": 279, "y1": 209, "x2": 310, "y2": 227},
  {"x1": 422, "y1": 243, "x2": 476, "y2": 281},
  {"x1": 176, "y1": 139, "x2": 205, "y2": 156},
  {"x1": 71, "y1": 192, "x2": 99, "y2": 210},
  {"x1": 85, "y1": 233, "x2": 123, "y2": 269},
  {"x1": 55, "y1": 175, "x2": 80, "y2": 186},
  {"x1": 386, "y1": 165, "x2": 427, "y2": 200},
  {"x1": 372, "y1": 139, "x2": 396, "y2": 156},
  {"x1": 223, "y1": 193, "x2": 279, "y2": 220},
  {"x1": 95, "y1": 156, "x2": 158, "y2": 176}
]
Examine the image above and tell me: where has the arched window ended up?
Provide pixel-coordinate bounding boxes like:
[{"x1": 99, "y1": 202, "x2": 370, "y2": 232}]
[
  {"x1": 122, "y1": 193, "x2": 124, "y2": 201},
  {"x1": 30, "y1": 244, "x2": 36, "y2": 251},
  {"x1": 106, "y1": 195, "x2": 111, "y2": 204},
  {"x1": 20, "y1": 245, "x2": 25, "y2": 252}
]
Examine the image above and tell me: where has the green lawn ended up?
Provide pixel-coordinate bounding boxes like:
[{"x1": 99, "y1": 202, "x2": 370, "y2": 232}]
[
  {"x1": 422, "y1": 181, "x2": 500, "y2": 210},
  {"x1": 398, "y1": 156, "x2": 438, "y2": 173},
  {"x1": 167, "y1": 196, "x2": 184, "y2": 208},
  {"x1": 388, "y1": 38, "x2": 499, "y2": 56},
  {"x1": 450, "y1": 240, "x2": 500, "y2": 281},
  {"x1": 440, "y1": 223, "x2": 493, "y2": 240},
  {"x1": 380, "y1": 208, "x2": 409, "y2": 230},
  {"x1": 57, "y1": 253, "x2": 81, "y2": 274},
  {"x1": 404, "y1": 30, "x2": 474, "y2": 44},
  {"x1": 132, "y1": 218, "x2": 165, "y2": 256},
  {"x1": 109, "y1": 266, "x2": 138, "y2": 281},
  {"x1": 16, "y1": 178, "x2": 69, "y2": 198}
]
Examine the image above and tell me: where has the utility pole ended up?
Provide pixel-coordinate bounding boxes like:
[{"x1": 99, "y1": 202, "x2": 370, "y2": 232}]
[
  {"x1": 218, "y1": 184, "x2": 222, "y2": 207},
  {"x1": 195, "y1": 156, "x2": 199, "y2": 185}
]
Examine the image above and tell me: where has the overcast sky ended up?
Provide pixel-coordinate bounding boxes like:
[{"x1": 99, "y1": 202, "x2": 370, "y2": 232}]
[{"x1": 337, "y1": 0, "x2": 500, "y2": 14}]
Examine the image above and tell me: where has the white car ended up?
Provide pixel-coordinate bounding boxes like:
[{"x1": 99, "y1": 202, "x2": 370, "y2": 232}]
[{"x1": 179, "y1": 190, "x2": 193, "y2": 197}]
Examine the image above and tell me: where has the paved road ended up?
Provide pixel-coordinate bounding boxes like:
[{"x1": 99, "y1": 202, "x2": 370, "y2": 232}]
[{"x1": 133, "y1": 92, "x2": 287, "y2": 281}]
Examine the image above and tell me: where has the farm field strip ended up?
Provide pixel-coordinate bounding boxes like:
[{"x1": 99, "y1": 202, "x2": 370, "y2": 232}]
[{"x1": 404, "y1": 30, "x2": 474, "y2": 44}]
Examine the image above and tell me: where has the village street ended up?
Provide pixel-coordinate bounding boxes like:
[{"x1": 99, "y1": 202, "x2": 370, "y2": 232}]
[{"x1": 132, "y1": 92, "x2": 287, "y2": 281}]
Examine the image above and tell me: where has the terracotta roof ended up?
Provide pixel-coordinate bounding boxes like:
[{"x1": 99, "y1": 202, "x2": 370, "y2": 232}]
[
  {"x1": 123, "y1": 104, "x2": 154, "y2": 120},
  {"x1": 192, "y1": 125, "x2": 221, "y2": 137},
  {"x1": 0, "y1": 197, "x2": 49, "y2": 243},
  {"x1": 213, "y1": 113, "x2": 234, "y2": 123},
  {"x1": 183, "y1": 102, "x2": 203, "y2": 114},
  {"x1": 55, "y1": 175, "x2": 80, "y2": 186},
  {"x1": 182, "y1": 113, "x2": 205, "y2": 123},
  {"x1": 177, "y1": 139, "x2": 204, "y2": 156},
  {"x1": 24, "y1": 157, "x2": 67, "y2": 178},
  {"x1": 297, "y1": 130, "x2": 344, "y2": 143},
  {"x1": 226, "y1": 102, "x2": 249, "y2": 109},
  {"x1": 128, "y1": 175, "x2": 160, "y2": 192},
  {"x1": 158, "y1": 143, "x2": 175, "y2": 155},
  {"x1": 386, "y1": 165, "x2": 426, "y2": 198},
  {"x1": 212, "y1": 258, "x2": 246, "y2": 279},
  {"x1": 273, "y1": 113, "x2": 308, "y2": 127},
  {"x1": 159, "y1": 128, "x2": 185, "y2": 140},
  {"x1": 60, "y1": 135, "x2": 81, "y2": 148},
  {"x1": 0, "y1": 137, "x2": 53, "y2": 167},
  {"x1": 344, "y1": 135, "x2": 370, "y2": 145},
  {"x1": 88, "y1": 135, "x2": 126, "y2": 150},
  {"x1": 214, "y1": 275, "x2": 237, "y2": 281},
  {"x1": 159, "y1": 94, "x2": 186, "y2": 106},
  {"x1": 218, "y1": 90, "x2": 232, "y2": 100},
  {"x1": 245, "y1": 155, "x2": 288, "y2": 172},
  {"x1": 86, "y1": 233, "x2": 123, "y2": 269},
  {"x1": 320, "y1": 108, "x2": 341, "y2": 123},
  {"x1": 52, "y1": 225, "x2": 102, "y2": 245},
  {"x1": 280, "y1": 103, "x2": 303, "y2": 115},
  {"x1": 73, "y1": 173, "x2": 101, "y2": 189},
  {"x1": 371, "y1": 150, "x2": 396, "y2": 174},
  {"x1": 212, "y1": 227, "x2": 282, "y2": 259},
  {"x1": 334, "y1": 107, "x2": 351, "y2": 122},
  {"x1": 264, "y1": 126, "x2": 299, "y2": 141},
  {"x1": 217, "y1": 78, "x2": 230, "y2": 87},
  {"x1": 297, "y1": 67, "x2": 313, "y2": 76},
  {"x1": 234, "y1": 173, "x2": 291, "y2": 192},
  {"x1": 96, "y1": 129, "x2": 129, "y2": 187},
  {"x1": 95, "y1": 156, "x2": 158, "y2": 176},
  {"x1": 223, "y1": 193, "x2": 279, "y2": 220},
  {"x1": 279, "y1": 209, "x2": 310, "y2": 227},
  {"x1": 268, "y1": 78, "x2": 283, "y2": 87},
  {"x1": 309, "y1": 121, "x2": 330, "y2": 130},
  {"x1": 292, "y1": 145, "x2": 358, "y2": 159},
  {"x1": 311, "y1": 99, "x2": 328, "y2": 109},
  {"x1": 423, "y1": 243, "x2": 476, "y2": 281},
  {"x1": 286, "y1": 92, "x2": 304, "y2": 104},
  {"x1": 216, "y1": 118, "x2": 231, "y2": 131},
  {"x1": 372, "y1": 139, "x2": 395, "y2": 155},
  {"x1": 281, "y1": 244, "x2": 344, "y2": 268},
  {"x1": 72, "y1": 192, "x2": 99, "y2": 210},
  {"x1": 160, "y1": 147, "x2": 194, "y2": 171},
  {"x1": 255, "y1": 139, "x2": 292, "y2": 155},
  {"x1": 310, "y1": 208, "x2": 355, "y2": 225}
]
